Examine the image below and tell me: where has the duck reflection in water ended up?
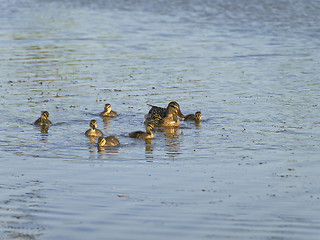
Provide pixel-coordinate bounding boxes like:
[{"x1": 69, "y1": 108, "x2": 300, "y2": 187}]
[
  {"x1": 157, "y1": 126, "x2": 182, "y2": 159},
  {"x1": 97, "y1": 145, "x2": 119, "y2": 153},
  {"x1": 156, "y1": 126, "x2": 180, "y2": 139},
  {"x1": 40, "y1": 125, "x2": 50, "y2": 134},
  {"x1": 165, "y1": 137, "x2": 182, "y2": 160},
  {"x1": 102, "y1": 117, "x2": 112, "y2": 128},
  {"x1": 144, "y1": 138, "x2": 154, "y2": 162}
]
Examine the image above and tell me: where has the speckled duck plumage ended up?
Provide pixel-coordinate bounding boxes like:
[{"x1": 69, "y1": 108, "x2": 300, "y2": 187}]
[{"x1": 145, "y1": 101, "x2": 184, "y2": 127}]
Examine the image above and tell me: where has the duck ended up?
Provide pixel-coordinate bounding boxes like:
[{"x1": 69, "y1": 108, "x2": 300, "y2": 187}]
[
  {"x1": 100, "y1": 103, "x2": 118, "y2": 117},
  {"x1": 97, "y1": 136, "x2": 120, "y2": 147},
  {"x1": 34, "y1": 111, "x2": 52, "y2": 126},
  {"x1": 184, "y1": 111, "x2": 202, "y2": 121},
  {"x1": 145, "y1": 101, "x2": 185, "y2": 127},
  {"x1": 129, "y1": 124, "x2": 154, "y2": 139},
  {"x1": 85, "y1": 120, "x2": 103, "y2": 137}
]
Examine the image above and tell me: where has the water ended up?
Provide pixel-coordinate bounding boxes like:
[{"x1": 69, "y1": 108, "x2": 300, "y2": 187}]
[{"x1": 1, "y1": 0, "x2": 320, "y2": 239}]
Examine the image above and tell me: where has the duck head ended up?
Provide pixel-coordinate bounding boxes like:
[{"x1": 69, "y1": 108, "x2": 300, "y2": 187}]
[
  {"x1": 41, "y1": 111, "x2": 50, "y2": 120},
  {"x1": 90, "y1": 120, "x2": 98, "y2": 130},
  {"x1": 97, "y1": 136, "x2": 106, "y2": 146},
  {"x1": 104, "y1": 104, "x2": 112, "y2": 113},
  {"x1": 195, "y1": 111, "x2": 202, "y2": 121},
  {"x1": 146, "y1": 123, "x2": 154, "y2": 133},
  {"x1": 167, "y1": 101, "x2": 184, "y2": 119}
]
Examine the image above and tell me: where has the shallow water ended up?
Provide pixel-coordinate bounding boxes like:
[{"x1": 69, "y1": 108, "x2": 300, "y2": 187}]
[{"x1": 1, "y1": 0, "x2": 320, "y2": 239}]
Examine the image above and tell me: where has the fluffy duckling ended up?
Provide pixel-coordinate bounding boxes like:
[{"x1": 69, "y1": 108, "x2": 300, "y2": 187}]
[
  {"x1": 34, "y1": 111, "x2": 52, "y2": 126},
  {"x1": 85, "y1": 120, "x2": 103, "y2": 137},
  {"x1": 100, "y1": 103, "x2": 118, "y2": 117},
  {"x1": 97, "y1": 136, "x2": 120, "y2": 147},
  {"x1": 145, "y1": 101, "x2": 185, "y2": 127},
  {"x1": 129, "y1": 124, "x2": 154, "y2": 139},
  {"x1": 184, "y1": 111, "x2": 202, "y2": 121}
]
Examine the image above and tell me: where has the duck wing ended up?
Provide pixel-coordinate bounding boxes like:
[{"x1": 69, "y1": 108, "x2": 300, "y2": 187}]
[{"x1": 147, "y1": 104, "x2": 167, "y2": 118}]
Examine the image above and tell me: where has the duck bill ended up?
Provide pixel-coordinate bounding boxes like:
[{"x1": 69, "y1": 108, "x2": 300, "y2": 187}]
[{"x1": 177, "y1": 110, "x2": 185, "y2": 120}]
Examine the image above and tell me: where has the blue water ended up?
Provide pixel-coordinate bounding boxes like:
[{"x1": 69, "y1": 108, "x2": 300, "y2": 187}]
[{"x1": 0, "y1": 0, "x2": 320, "y2": 239}]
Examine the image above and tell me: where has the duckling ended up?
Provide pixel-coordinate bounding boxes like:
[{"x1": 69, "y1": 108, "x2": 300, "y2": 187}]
[
  {"x1": 129, "y1": 124, "x2": 154, "y2": 139},
  {"x1": 85, "y1": 120, "x2": 103, "y2": 137},
  {"x1": 100, "y1": 103, "x2": 118, "y2": 117},
  {"x1": 184, "y1": 111, "x2": 202, "y2": 121},
  {"x1": 34, "y1": 111, "x2": 52, "y2": 126},
  {"x1": 97, "y1": 136, "x2": 120, "y2": 147},
  {"x1": 145, "y1": 101, "x2": 185, "y2": 127}
]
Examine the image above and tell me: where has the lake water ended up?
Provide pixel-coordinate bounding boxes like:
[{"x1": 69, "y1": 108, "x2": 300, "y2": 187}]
[{"x1": 1, "y1": 0, "x2": 320, "y2": 239}]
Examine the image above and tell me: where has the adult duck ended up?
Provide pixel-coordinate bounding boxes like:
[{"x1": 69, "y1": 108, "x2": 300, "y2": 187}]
[{"x1": 145, "y1": 101, "x2": 184, "y2": 127}]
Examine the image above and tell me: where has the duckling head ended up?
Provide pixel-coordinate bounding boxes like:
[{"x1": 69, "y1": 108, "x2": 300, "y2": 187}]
[
  {"x1": 97, "y1": 136, "x2": 106, "y2": 146},
  {"x1": 104, "y1": 104, "x2": 112, "y2": 113},
  {"x1": 167, "y1": 101, "x2": 184, "y2": 119},
  {"x1": 146, "y1": 123, "x2": 154, "y2": 132},
  {"x1": 195, "y1": 111, "x2": 202, "y2": 121},
  {"x1": 90, "y1": 120, "x2": 98, "y2": 130},
  {"x1": 41, "y1": 111, "x2": 50, "y2": 120}
]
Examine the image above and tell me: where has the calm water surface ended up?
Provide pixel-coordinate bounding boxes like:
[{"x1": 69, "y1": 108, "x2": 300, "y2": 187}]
[{"x1": 1, "y1": 0, "x2": 320, "y2": 239}]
